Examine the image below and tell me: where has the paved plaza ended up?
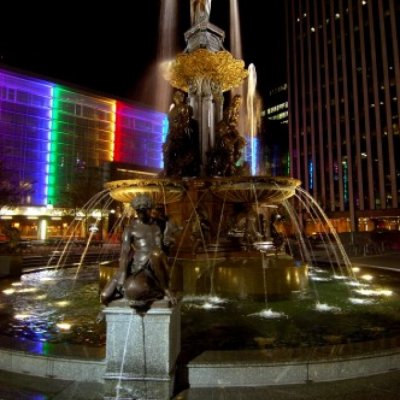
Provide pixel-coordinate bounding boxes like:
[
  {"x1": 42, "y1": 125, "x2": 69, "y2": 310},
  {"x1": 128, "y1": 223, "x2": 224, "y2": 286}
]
[{"x1": 0, "y1": 363, "x2": 399, "y2": 399}]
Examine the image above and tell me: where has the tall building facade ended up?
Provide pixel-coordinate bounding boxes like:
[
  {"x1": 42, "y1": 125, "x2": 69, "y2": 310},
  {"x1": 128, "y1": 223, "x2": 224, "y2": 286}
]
[
  {"x1": 264, "y1": 84, "x2": 290, "y2": 177},
  {"x1": 286, "y1": 0, "x2": 400, "y2": 231},
  {"x1": 0, "y1": 67, "x2": 167, "y2": 239}
]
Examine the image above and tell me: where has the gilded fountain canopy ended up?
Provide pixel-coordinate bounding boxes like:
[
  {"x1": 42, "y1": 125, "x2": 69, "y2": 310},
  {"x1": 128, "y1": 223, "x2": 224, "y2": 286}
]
[{"x1": 166, "y1": 49, "x2": 248, "y2": 93}]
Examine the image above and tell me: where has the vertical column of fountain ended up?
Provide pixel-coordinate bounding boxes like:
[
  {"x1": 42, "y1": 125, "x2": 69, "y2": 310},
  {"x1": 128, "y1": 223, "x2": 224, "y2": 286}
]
[
  {"x1": 183, "y1": 20, "x2": 227, "y2": 172},
  {"x1": 188, "y1": 78, "x2": 215, "y2": 172},
  {"x1": 101, "y1": 3, "x2": 250, "y2": 398},
  {"x1": 166, "y1": 1, "x2": 247, "y2": 177},
  {"x1": 103, "y1": 299, "x2": 181, "y2": 400}
]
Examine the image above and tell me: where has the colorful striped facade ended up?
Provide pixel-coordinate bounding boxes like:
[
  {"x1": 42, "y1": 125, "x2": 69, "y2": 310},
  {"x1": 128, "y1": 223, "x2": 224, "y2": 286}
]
[{"x1": 0, "y1": 68, "x2": 167, "y2": 208}]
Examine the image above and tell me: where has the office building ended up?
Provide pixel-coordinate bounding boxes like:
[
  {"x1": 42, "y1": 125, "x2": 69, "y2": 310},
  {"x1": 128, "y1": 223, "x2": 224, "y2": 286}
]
[
  {"x1": 264, "y1": 84, "x2": 290, "y2": 176},
  {"x1": 0, "y1": 67, "x2": 167, "y2": 239},
  {"x1": 286, "y1": 0, "x2": 400, "y2": 231}
]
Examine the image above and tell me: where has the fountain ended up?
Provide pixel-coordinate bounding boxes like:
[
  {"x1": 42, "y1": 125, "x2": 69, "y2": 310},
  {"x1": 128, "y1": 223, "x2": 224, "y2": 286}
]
[
  {"x1": 96, "y1": 2, "x2": 306, "y2": 395},
  {"x1": 0, "y1": 1, "x2": 400, "y2": 399},
  {"x1": 97, "y1": 0, "x2": 399, "y2": 395}
]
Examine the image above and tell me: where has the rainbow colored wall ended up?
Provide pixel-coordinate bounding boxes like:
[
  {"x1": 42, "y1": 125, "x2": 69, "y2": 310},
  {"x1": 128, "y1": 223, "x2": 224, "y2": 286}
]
[{"x1": 0, "y1": 68, "x2": 167, "y2": 207}]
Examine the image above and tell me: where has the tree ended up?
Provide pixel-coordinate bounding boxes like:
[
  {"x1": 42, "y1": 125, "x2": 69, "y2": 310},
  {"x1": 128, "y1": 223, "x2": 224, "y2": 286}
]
[
  {"x1": 0, "y1": 160, "x2": 32, "y2": 254},
  {"x1": 0, "y1": 160, "x2": 33, "y2": 208},
  {"x1": 62, "y1": 166, "x2": 105, "y2": 209}
]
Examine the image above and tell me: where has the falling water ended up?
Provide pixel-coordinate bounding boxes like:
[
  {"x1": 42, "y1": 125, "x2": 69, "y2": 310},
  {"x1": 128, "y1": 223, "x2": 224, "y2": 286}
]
[
  {"x1": 47, "y1": 189, "x2": 113, "y2": 271},
  {"x1": 229, "y1": 0, "x2": 247, "y2": 138},
  {"x1": 209, "y1": 191, "x2": 228, "y2": 298},
  {"x1": 74, "y1": 195, "x2": 115, "y2": 278},
  {"x1": 154, "y1": 0, "x2": 178, "y2": 112},
  {"x1": 296, "y1": 187, "x2": 355, "y2": 278},
  {"x1": 247, "y1": 64, "x2": 258, "y2": 175},
  {"x1": 115, "y1": 313, "x2": 134, "y2": 400},
  {"x1": 280, "y1": 185, "x2": 364, "y2": 309},
  {"x1": 229, "y1": 0, "x2": 242, "y2": 59},
  {"x1": 137, "y1": 0, "x2": 178, "y2": 112},
  {"x1": 249, "y1": 185, "x2": 288, "y2": 319},
  {"x1": 230, "y1": 0, "x2": 263, "y2": 174},
  {"x1": 183, "y1": 190, "x2": 212, "y2": 267}
]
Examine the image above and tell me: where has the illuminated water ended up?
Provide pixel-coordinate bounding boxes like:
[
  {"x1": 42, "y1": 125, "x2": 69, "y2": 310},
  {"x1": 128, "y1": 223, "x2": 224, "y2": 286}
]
[
  {"x1": 0, "y1": 266, "x2": 105, "y2": 347},
  {"x1": 1, "y1": 263, "x2": 400, "y2": 353}
]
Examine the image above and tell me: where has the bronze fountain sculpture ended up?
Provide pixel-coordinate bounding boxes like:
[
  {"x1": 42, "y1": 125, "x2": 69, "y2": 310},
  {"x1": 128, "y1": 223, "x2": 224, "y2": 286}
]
[
  {"x1": 100, "y1": 194, "x2": 177, "y2": 311},
  {"x1": 101, "y1": 0, "x2": 301, "y2": 311}
]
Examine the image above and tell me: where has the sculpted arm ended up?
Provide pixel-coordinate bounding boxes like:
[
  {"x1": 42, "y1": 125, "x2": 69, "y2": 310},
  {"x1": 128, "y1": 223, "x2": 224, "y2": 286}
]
[{"x1": 116, "y1": 225, "x2": 133, "y2": 286}]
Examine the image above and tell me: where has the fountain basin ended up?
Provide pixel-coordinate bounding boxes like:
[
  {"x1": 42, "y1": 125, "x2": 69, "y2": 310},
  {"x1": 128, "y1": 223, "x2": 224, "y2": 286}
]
[
  {"x1": 1, "y1": 259, "x2": 399, "y2": 350},
  {"x1": 210, "y1": 176, "x2": 301, "y2": 204},
  {"x1": 1, "y1": 261, "x2": 400, "y2": 389},
  {"x1": 105, "y1": 178, "x2": 185, "y2": 204},
  {"x1": 104, "y1": 176, "x2": 301, "y2": 206},
  {"x1": 99, "y1": 254, "x2": 308, "y2": 301}
]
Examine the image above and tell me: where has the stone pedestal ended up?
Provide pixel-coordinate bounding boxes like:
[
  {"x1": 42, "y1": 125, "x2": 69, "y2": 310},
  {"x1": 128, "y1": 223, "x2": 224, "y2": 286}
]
[{"x1": 103, "y1": 299, "x2": 181, "y2": 400}]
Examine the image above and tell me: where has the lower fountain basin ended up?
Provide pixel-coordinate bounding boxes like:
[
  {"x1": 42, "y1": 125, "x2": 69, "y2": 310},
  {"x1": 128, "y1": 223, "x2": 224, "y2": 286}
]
[{"x1": 1, "y1": 259, "x2": 400, "y2": 353}]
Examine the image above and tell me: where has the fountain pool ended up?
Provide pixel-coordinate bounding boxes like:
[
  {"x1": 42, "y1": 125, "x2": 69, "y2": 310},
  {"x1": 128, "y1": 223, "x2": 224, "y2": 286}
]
[{"x1": 1, "y1": 260, "x2": 400, "y2": 354}]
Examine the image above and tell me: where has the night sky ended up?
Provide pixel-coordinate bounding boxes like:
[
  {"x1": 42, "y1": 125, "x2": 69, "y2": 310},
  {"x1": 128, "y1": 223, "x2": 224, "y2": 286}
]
[{"x1": 0, "y1": 0, "x2": 285, "y2": 107}]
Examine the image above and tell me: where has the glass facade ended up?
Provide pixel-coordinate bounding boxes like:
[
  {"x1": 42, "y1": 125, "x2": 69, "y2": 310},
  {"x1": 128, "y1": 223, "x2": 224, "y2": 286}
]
[
  {"x1": 115, "y1": 104, "x2": 167, "y2": 169},
  {"x1": 48, "y1": 88, "x2": 116, "y2": 206},
  {"x1": 0, "y1": 72, "x2": 53, "y2": 206},
  {"x1": 0, "y1": 68, "x2": 167, "y2": 210},
  {"x1": 287, "y1": 0, "x2": 400, "y2": 230}
]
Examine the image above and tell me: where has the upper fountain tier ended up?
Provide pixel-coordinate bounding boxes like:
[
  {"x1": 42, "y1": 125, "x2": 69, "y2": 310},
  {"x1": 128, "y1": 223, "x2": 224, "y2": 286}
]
[
  {"x1": 105, "y1": 176, "x2": 301, "y2": 206},
  {"x1": 166, "y1": 8, "x2": 248, "y2": 93},
  {"x1": 107, "y1": 0, "x2": 301, "y2": 207},
  {"x1": 165, "y1": 2, "x2": 247, "y2": 95},
  {"x1": 166, "y1": 49, "x2": 248, "y2": 94},
  {"x1": 163, "y1": 0, "x2": 249, "y2": 176}
]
